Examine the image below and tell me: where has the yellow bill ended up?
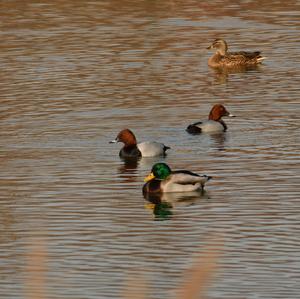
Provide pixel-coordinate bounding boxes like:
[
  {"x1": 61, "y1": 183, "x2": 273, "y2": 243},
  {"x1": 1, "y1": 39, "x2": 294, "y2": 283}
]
[
  {"x1": 144, "y1": 172, "x2": 155, "y2": 182},
  {"x1": 144, "y1": 203, "x2": 155, "y2": 211}
]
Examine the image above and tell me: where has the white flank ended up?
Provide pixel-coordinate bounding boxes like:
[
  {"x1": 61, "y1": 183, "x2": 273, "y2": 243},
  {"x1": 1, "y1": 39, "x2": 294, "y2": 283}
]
[
  {"x1": 137, "y1": 141, "x2": 167, "y2": 157},
  {"x1": 197, "y1": 120, "x2": 224, "y2": 133},
  {"x1": 161, "y1": 173, "x2": 210, "y2": 193}
]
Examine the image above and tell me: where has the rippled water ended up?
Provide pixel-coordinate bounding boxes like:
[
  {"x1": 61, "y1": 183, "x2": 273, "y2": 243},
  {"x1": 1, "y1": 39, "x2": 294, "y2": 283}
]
[{"x1": 0, "y1": 1, "x2": 300, "y2": 298}]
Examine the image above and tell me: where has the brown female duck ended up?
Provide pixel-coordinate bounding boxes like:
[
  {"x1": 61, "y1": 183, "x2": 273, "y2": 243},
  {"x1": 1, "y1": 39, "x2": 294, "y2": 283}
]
[{"x1": 207, "y1": 39, "x2": 265, "y2": 68}]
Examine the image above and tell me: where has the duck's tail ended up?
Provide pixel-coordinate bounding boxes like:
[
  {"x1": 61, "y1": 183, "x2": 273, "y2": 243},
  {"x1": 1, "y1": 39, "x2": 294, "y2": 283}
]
[
  {"x1": 199, "y1": 175, "x2": 212, "y2": 189},
  {"x1": 257, "y1": 56, "x2": 267, "y2": 63},
  {"x1": 201, "y1": 175, "x2": 212, "y2": 183},
  {"x1": 164, "y1": 145, "x2": 171, "y2": 152}
]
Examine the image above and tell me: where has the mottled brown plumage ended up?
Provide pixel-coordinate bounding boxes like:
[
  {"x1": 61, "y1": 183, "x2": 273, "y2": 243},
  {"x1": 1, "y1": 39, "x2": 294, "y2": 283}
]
[{"x1": 207, "y1": 39, "x2": 265, "y2": 68}]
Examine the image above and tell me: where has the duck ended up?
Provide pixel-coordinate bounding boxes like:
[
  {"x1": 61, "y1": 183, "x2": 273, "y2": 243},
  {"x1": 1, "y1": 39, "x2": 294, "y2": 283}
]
[
  {"x1": 110, "y1": 129, "x2": 170, "y2": 158},
  {"x1": 207, "y1": 39, "x2": 266, "y2": 68},
  {"x1": 186, "y1": 104, "x2": 235, "y2": 134},
  {"x1": 143, "y1": 163, "x2": 211, "y2": 193}
]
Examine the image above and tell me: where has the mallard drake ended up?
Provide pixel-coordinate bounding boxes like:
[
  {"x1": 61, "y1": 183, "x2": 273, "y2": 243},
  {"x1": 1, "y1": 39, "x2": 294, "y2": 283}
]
[
  {"x1": 143, "y1": 163, "x2": 211, "y2": 193},
  {"x1": 110, "y1": 129, "x2": 170, "y2": 158},
  {"x1": 207, "y1": 39, "x2": 265, "y2": 68},
  {"x1": 186, "y1": 104, "x2": 235, "y2": 134}
]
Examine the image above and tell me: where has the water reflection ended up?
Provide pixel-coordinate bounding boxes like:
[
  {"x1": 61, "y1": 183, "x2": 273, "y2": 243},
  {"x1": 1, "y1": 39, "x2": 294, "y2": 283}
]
[
  {"x1": 139, "y1": 156, "x2": 169, "y2": 171},
  {"x1": 144, "y1": 200, "x2": 173, "y2": 221},
  {"x1": 1, "y1": 0, "x2": 300, "y2": 298},
  {"x1": 211, "y1": 64, "x2": 263, "y2": 84},
  {"x1": 143, "y1": 191, "x2": 210, "y2": 220},
  {"x1": 188, "y1": 130, "x2": 227, "y2": 151},
  {"x1": 118, "y1": 157, "x2": 140, "y2": 173},
  {"x1": 118, "y1": 156, "x2": 167, "y2": 174},
  {"x1": 0, "y1": 204, "x2": 16, "y2": 244},
  {"x1": 210, "y1": 132, "x2": 227, "y2": 151}
]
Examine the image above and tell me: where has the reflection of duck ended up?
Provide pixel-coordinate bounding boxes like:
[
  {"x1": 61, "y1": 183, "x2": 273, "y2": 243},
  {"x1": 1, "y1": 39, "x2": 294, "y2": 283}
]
[
  {"x1": 210, "y1": 132, "x2": 227, "y2": 151},
  {"x1": 143, "y1": 190, "x2": 210, "y2": 220},
  {"x1": 110, "y1": 129, "x2": 170, "y2": 158},
  {"x1": 144, "y1": 190, "x2": 209, "y2": 204},
  {"x1": 212, "y1": 63, "x2": 262, "y2": 84},
  {"x1": 143, "y1": 163, "x2": 211, "y2": 193},
  {"x1": 186, "y1": 104, "x2": 235, "y2": 134},
  {"x1": 144, "y1": 200, "x2": 173, "y2": 221},
  {"x1": 117, "y1": 157, "x2": 140, "y2": 183},
  {"x1": 207, "y1": 39, "x2": 265, "y2": 68},
  {"x1": 119, "y1": 156, "x2": 140, "y2": 171}
]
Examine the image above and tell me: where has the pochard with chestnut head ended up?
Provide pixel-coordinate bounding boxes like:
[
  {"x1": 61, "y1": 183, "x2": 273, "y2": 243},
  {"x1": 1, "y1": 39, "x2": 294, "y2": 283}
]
[
  {"x1": 110, "y1": 129, "x2": 170, "y2": 158},
  {"x1": 186, "y1": 104, "x2": 235, "y2": 134}
]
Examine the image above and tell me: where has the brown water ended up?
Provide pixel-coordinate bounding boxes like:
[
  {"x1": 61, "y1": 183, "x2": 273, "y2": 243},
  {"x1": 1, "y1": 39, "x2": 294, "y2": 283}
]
[{"x1": 0, "y1": 1, "x2": 300, "y2": 298}]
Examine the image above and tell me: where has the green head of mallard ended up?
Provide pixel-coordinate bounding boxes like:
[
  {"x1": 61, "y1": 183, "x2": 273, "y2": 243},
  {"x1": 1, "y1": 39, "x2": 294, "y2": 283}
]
[{"x1": 144, "y1": 163, "x2": 172, "y2": 182}]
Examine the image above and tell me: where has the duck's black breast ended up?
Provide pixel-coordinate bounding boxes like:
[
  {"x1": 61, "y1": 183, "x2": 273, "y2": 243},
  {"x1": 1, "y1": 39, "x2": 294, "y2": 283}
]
[
  {"x1": 219, "y1": 120, "x2": 227, "y2": 131},
  {"x1": 119, "y1": 145, "x2": 142, "y2": 158},
  {"x1": 143, "y1": 179, "x2": 162, "y2": 194}
]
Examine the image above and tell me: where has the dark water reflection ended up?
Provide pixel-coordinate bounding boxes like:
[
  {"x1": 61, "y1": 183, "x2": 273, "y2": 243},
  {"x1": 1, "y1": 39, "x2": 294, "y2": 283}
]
[
  {"x1": 118, "y1": 157, "x2": 140, "y2": 173},
  {"x1": 0, "y1": 1, "x2": 300, "y2": 298},
  {"x1": 144, "y1": 190, "x2": 210, "y2": 220}
]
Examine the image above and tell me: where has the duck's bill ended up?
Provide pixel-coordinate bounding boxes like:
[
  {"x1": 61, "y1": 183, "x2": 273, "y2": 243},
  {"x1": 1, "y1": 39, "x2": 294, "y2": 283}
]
[
  {"x1": 144, "y1": 203, "x2": 155, "y2": 211},
  {"x1": 206, "y1": 45, "x2": 213, "y2": 49},
  {"x1": 228, "y1": 113, "x2": 236, "y2": 117},
  {"x1": 109, "y1": 138, "x2": 118, "y2": 143},
  {"x1": 144, "y1": 172, "x2": 155, "y2": 182}
]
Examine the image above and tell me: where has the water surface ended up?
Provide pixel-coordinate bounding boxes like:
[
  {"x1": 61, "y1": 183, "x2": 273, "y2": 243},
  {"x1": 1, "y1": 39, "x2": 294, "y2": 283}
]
[{"x1": 0, "y1": 1, "x2": 300, "y2": 298}]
